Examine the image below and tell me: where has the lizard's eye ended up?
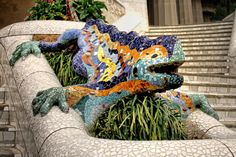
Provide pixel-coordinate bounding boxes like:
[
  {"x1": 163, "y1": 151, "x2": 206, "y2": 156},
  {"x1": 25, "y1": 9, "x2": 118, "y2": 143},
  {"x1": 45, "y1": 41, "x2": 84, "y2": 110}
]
[{"x1": 133, "y1": 67, "x2": 138, "y2": 77}]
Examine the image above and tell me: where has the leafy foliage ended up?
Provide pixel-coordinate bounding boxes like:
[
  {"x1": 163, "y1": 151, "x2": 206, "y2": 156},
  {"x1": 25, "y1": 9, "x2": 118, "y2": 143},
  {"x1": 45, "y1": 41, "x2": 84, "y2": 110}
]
[
  {"x1": 211, "y1": 0, "x2": 236, "y2": 21},
  {"x1": 44, "y1": 51, "x2": 87, "y2": 86},
  {"x1": 72, "y1": 0, "x2": 107, "y2": 22},
  {"x1": 26, "y1": 0, "x2": 67, "y2": 20},
  {"x1": 26, "y1": 0, "x2": 107, "y2": 22},
  {"x1": 90, "y1": 95, "x2": 187, "y2": 140}
]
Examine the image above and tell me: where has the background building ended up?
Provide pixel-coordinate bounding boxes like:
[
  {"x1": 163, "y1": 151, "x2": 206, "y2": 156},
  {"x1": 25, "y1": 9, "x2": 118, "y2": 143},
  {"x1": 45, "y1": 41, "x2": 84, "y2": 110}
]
[
  {"x1": 147, "y1": 0, "x2": 236, "y2": 26},
  {"x1": 0, "y1": 0, "x2": 235, "y2": 29}
]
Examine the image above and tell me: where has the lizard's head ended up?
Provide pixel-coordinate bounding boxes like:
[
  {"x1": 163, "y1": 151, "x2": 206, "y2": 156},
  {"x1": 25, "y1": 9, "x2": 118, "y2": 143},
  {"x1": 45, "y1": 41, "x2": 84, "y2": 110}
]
[{"x1": 131, "y1": 36, "x2": 185, "y2": 92}]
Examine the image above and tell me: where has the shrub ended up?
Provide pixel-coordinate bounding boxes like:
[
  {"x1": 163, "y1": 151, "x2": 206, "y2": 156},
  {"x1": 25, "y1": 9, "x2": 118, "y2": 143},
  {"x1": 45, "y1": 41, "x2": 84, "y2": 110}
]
[
  {"x1": 26, "y1": 0, "x2": 107, "y2": 22},
  {"x1": 73, "y1": 0, "x2": 107, "y2": 22},
  {"x1": 26, "y1": 0, "x2": 67, "y2": 20},
  {"x1": 90, "y1": 95, "x2": 187, "y2": 140},
  {"x1": 44, "y1": 51, "x2": 87, "y2": 86}
]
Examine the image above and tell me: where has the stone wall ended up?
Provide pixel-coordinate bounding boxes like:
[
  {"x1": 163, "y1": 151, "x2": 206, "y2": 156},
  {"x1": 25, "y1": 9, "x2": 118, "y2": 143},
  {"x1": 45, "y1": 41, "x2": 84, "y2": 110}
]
[
  {"x1": 119, "y1": 0, "x2": 149, "y2": 30},
  {"x1": 0, "y1": 0, "x2": 35, "y2": 29},
  {"x1": 101, "y1": 0, "x2": 125, "y2": 24}
]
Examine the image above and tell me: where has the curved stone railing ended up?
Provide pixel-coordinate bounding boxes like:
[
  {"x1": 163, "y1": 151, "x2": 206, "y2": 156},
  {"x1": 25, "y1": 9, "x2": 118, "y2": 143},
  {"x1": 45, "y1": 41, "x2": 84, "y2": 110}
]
[{"x1": 0, "y1": 21, "x2": 236, "y2": 157}]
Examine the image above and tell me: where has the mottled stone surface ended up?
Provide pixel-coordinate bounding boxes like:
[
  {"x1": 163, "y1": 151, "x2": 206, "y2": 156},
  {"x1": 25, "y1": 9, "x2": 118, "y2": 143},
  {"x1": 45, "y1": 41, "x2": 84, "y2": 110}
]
[
  {"x1": 13, "y1": 55, "x2": 55, "y2": 89},
  {"x1": 1, "y1": 21, "x2": 236, "y2": 156},
  {"x1": 40, "y1": 129, "x2": 235, "y2": 157},
  {"x1": 9, "y1": 21, "x2": 85, "y2": 36},
  {"x1": 0, "y1": 24, "x2": 13, "y2": 38},
  {"x1": 0, "y1": 36, "x2": 32, "y2": 59},
  {"x1": 186, "y1": 109, "x2": 236, "y2": 139},
  {"x1": 217, "y1": 139, "x2": 236, "y2": 155},
  {"x1": 101, "y1": 0, "x2": 125, "y2": 24}
]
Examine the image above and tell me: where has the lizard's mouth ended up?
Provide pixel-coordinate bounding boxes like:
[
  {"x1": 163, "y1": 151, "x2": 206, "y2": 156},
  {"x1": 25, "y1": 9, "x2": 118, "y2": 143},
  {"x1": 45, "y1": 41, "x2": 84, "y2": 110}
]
[
  {"x1": 146, "y1": 61, "x2": 184, "y2": 91},
  {"x1": 147, "y1": 62, "x2": 182, "y2": 74}
]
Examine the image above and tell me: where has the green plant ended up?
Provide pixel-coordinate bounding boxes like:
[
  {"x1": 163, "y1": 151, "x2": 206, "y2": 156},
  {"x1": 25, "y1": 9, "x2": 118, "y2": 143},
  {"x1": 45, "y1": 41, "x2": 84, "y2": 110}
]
[
  {"x1": 90, "y1": 95, "x2": 187, "y2": 140},
  {"x1": 44, "y1": 51, "x2": 87, "y2": 86},
  {"x1": 73, "y1": 0, "x2": 107, "y2": 22},
  {"x1": 212, "y1": 0, "x2": 236, "y2": 21},
  {"x1": 26, "y1": 0, "x2": 67, "y2": 20}
]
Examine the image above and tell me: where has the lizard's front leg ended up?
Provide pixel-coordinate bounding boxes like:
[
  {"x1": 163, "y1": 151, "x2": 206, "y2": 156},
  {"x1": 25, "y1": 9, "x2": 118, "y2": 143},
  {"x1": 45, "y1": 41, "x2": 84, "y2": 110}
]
[
  {"x1": 32, "y1": 87, "x2": 69, "y2": 116},
  {"x1": 32, "y1": 80, "x2": 162, "y2": 126}
]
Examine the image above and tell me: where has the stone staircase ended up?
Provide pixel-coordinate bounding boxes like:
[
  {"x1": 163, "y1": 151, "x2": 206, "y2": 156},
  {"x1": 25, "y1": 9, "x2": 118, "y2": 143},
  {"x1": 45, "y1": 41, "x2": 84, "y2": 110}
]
[
  {"x1": 0, "y1": 90, "x2": 24, "y2": 156},
  {"x1": 0, "y1": 65, "x2": 24, "y2": 156},
  {"x1": 145, "y1": 21, "x2": 236, "y2": 131}
]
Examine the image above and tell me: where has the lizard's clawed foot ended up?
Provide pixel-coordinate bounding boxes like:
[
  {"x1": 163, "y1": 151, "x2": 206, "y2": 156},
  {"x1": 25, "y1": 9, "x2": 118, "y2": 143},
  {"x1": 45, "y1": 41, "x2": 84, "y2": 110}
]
[
  {"x1": 9, "y1": 41, "x2": 41, "y2": 66},
  {"x1": 32, "y1": 87, "x2": 69, "y2": 116}
]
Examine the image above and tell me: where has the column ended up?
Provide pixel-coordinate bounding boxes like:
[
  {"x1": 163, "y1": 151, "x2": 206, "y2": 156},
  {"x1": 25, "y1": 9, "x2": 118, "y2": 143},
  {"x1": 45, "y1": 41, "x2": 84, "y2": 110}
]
[
  {"x1": 158, "y1": 0, "x2": 178, "y2": 26},
  {"x1": 164, "y1": 0, "x2": 179, "y2": 25},
  {"x1": 192, "y1": 0, "x2": 204, "y2": 24},
  {"x1": 178, "y1": 0, "x2": 194, "y2": 24}
]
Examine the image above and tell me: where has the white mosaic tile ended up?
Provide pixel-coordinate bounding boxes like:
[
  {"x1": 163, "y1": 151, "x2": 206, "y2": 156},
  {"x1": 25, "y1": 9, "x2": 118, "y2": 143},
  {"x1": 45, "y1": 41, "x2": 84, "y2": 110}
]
[{"x1": 9, "y1": 21, "x2": 85, "y2": 36}]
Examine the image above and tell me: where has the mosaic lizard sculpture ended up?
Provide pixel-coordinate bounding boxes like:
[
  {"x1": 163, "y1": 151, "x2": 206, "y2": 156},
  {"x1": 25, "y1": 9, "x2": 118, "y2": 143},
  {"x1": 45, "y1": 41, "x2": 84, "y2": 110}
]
[{"x1": 10, "y1": 19, "x2": 219, "y2": 126}]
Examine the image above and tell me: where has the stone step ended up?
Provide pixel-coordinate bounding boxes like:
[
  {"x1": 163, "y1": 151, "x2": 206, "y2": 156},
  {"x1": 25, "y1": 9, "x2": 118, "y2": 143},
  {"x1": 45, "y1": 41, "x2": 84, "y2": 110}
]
[
  {"x1": 180, "y1": 72, "x2": 236, "y2": 84},
  {"x1": 185, "y1": 54, "x2": 228, "y2": 60},
  {"x1": 0, "y1": 146, "x2": 22, "y2": 157},
  {"x1": 149, "y1": 21, "x2": 233, "y2": 29},
  {"x1": 148, "y1": 25, "x2": 233, "y2": 33},
  {"x1": 181, "y1": 81, "x2": 236, "y2": 94},
  {"x1": 182, "y1": 92, "x2": 236, "y2": 107},
  {"x1": 181, "y1": 41, "x2": 229, "y2": 47},
  {"x1": 213, "y1": 106, "x2": 236, "y2": 120},
  {"x1": 183, "y1": 59, "x2": 228, "y2": 67},
  {"x1": 0, "y1": 88, "x2": 6, "y2": 104},
  {"x1": 182, "y1": 71, "x2": 226, "y2": 75},
  {"x1": 0, "y1": 124, "x2": 16, "y2": 147},
  {"x1": 179, "y1": 37, "x2": 231, "y2": 43},
  {"x1": 182, "y1": 45, "x2": 229, "y2": 51},
  {"x1": 146, "y1": 33, "x2": 232, "y2": 40},
  {"x1": 220, "y1": 118, "x2": 236, "y2": 129},
  {"x1": 229, "y1": 128, "x2": 236, "y2": 131},
  {"x1": 145, "y1": 29, "x2": 232, "y2": 36},
  {"x1": 0, "y1": 109, "x2": 16, "y2": 125},
  {"x1": 178, "y1": 65, "x2": 228, "y2": 74},
  {"x1": 184, "y1": 50, "x2": 228, "y2": 56},
  {"x1": 213, "y1": 106, "x2": 236, "y2": 111},
  {"x1": 0, "y1": 103, "x2": 8, "y2": 110}
]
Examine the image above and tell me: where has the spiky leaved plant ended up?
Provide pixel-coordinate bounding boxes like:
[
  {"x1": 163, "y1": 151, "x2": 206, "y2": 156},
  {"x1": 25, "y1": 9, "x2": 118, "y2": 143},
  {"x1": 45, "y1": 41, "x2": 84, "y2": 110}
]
[
  {"x1": 90, "y1": 95, "x2": 187, "y2": 140},
  {"x1": 44, "y1": 51, "x2": 87, "y2": 86}
]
